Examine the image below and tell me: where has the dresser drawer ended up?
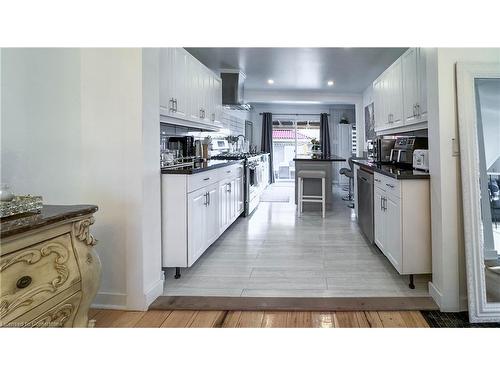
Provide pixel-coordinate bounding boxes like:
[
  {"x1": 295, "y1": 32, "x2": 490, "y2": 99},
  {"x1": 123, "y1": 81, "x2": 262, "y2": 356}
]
[
  {"x1": 187, "y1": 169, "x2": 219, "y2": 193},
  {"x1": 25, "y1": 291, "x2": 82, "y2": 328},
  {"x1": 0, "y1": 233, "x2": 81, "y2": 324}
]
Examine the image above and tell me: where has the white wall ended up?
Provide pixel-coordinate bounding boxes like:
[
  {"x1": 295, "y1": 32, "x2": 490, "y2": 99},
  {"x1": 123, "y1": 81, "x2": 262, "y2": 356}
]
[
  {"x1": 1, "y1": 49, "x2": 83, "y2": 203},
  {"x1": 361, "y1": 84, "x2": 374, "y2": 150},
  {"x1": 1, "y1": 48, "x2": 163, "y2": 311},
  {"x1": 427, "y1": 48, "x2": 500, "y2": 311}
]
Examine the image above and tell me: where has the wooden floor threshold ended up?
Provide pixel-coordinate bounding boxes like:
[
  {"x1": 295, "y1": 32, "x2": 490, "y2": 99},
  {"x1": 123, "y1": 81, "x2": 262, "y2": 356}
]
[{"x1": 150, "y1": 296, "x2": 439, "y2": 312}]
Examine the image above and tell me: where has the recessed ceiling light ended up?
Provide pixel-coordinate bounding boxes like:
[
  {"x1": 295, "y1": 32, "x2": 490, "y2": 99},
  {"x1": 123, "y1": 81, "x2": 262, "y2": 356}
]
[
  {"x1": 327, "y1": 80, "x2": 334, "y2": 86},
  {"x1": 267, "y1": 79, "x2": 274, "y2": 85}
]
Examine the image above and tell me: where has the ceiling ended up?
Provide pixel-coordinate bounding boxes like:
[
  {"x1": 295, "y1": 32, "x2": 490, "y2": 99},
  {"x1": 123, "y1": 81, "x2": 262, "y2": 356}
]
[{"x1": 185, "y1": 48, "x2": 408, "y2": 94}]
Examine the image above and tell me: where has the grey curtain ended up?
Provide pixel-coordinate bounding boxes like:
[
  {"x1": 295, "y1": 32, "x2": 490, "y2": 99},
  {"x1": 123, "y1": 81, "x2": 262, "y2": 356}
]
[
  {"x1": 320, "y1": 113, "x2": 331, "y2": 156},
  {"x1": 260, "y1": 112, "x2": 275, "y2": 183}
]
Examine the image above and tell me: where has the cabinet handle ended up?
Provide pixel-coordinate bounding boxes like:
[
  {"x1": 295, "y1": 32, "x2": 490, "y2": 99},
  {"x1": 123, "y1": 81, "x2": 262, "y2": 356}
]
[
  {"x1": 375, "y1": 178, "x2": 381, "y2": 182},
  {"x1": 386, "y1": 183, "x2": 395, "y2": 188},
  {"x1": 204, "y1": 192, "x2": 208, "y2": 206},
  {"x1": 203, "y1": 177, "x2": 210, "y2": 181},
  {"x1": 226, "y1": 170, "x2": 231, "y2": 173},
  {"x1": 413, "y1": 104, "x2": 416, "y2": 117},
  {"x1": 174, "y1": 99, "x2": 178, "y2": 112},
  {"x1": 200, "y1": 109, "x2": 203, "y2": 118},
  {"x1": 170, "y1": 98, "x2": 174, "y2": 111},
  {"x1": 416, "y1": 103, "x2": 420, "y2": 117},
  {"x1": 380, "y1": 196, "x2": 384, "y2": 211},
  {"x1": 16, "y1": 275, "x2": 32, "y2": 289},
  {"x1": 207, "y1": 192, "x2": 210, "y2": 205}
]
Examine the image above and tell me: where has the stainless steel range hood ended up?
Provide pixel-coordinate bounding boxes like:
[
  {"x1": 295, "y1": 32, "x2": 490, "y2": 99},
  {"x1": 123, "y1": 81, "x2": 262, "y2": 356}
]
[{"x1": 220, "y1": 70, "x2": 251, "y2": 110}]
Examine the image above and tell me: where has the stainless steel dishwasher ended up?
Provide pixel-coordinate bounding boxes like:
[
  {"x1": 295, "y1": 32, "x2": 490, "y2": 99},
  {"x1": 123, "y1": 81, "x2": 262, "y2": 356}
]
[{"x1": 357, "y1": 168, "x2": 374, "y2": 244}]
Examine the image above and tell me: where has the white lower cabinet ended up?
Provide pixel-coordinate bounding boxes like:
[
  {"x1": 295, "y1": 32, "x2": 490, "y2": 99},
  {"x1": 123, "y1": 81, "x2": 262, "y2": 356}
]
[
  {"x1": 162, "y1": 162, "x2": 244, "y2": 269},
  {"x1": 373, "y1": 172, "x2": 431, "y2": 276}
]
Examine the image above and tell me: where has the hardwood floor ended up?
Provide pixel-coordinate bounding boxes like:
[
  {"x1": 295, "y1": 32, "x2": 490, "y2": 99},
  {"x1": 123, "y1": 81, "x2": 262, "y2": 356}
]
[{"x1": 89, "y1": 309, "x2": 430, "y2": 328}]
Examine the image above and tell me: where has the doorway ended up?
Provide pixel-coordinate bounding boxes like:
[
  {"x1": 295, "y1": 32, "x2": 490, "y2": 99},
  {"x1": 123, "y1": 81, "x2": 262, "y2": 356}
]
[{"x1": 271, "y1": 118, "x2": 320, "y2": 182}]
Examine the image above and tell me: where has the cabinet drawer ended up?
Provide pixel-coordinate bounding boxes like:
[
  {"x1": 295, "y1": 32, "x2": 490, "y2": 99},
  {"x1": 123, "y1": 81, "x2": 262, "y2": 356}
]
[
  {"x1": 374, "y1": 172, "x2": 401, "y2": 198},
  {"x1": 217, "y1": 162, "x2": 243, "y2": 180},
  {"x1": 187, "y1": 169, "x2": 219, "y2": 193},
  {"x1": 0, "y1": 233, "x2": 81, "y2": 324}
]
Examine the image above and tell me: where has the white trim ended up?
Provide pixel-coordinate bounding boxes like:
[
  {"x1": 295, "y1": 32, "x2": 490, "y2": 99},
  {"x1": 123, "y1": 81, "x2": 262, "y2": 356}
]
[
  {"x1": 456, "y1": 62, "x2": 500, "y2": 322},
  {"x1": 428, "y1": 281, "x2": 442, "y2": 307},
  {"x1": 376, "y1": 122, "x2": 428, "y2": 136},
  {"x1": 160, "y1": 108, "x2": 223, "y2": 132},
  {"x1": 91, "y1": 292, "x2": 127, "y2": 310},
  {"x1": 144, "y1": 279, "x2": 165, "y2": 308}
]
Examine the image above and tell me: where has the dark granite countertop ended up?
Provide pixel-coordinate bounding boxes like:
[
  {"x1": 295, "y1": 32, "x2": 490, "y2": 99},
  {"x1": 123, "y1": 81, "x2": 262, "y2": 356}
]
[
  {"x1": 293, "y1": 154, "x2": 346, "y2": 162},
  {"x1": 353, "y1": 159, "x2": 430, "y2": 180},
  {"x1": 1, "y1": 204, "x2": 98, "y2": 239},
  {"x1": 161, "y1": 159, "x2": 244, "y2": 175}
]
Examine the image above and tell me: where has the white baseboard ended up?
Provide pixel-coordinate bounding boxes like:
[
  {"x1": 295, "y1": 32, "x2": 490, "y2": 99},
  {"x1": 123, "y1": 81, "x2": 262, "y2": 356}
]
[
  {"x1": 428, "y1": 281, "x2": 442, "y2": 308},
  {"x1": 91, "y1": 291, "x2": 127, "y2": 310},
  {"x1": 429, "y1": 281, "x2": 469, "y2": 312},
  {"x1": 144, "y1": 278, "x2": 164, "y2": 308}
]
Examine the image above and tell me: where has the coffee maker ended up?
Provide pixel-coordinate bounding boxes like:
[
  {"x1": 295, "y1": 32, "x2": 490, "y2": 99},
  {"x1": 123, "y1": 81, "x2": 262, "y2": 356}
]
[
  {"x1": 167, "y1": 136, "x2": 195, "y2": 158},
  {"x1": 389, "y1": 136, "x2": 428, "y2": 166}
]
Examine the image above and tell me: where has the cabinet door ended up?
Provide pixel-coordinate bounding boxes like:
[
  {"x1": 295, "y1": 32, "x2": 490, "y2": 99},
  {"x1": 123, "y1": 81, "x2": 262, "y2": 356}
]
[
  {"x1": 374, "y1": 187, "x2": 386, "y2": 251},
  {"x1": 228, "y1": 179, "x2": 236, "y2": 222},
  {"x1": 219, "y1": 183, "x2": 228, "y2": 232},
  {"x1": 188, "y1": 58, "x2": 202, "y2": 122},
  {"x1": 235, "y1": 175, "x2": 244, "y2": 215},
  {"x1": 213, "y1": 77, "x2": 223, "y2": 126},
  {"x1": 187, "y1": 189, "x2": 207, "y2": 266},
  {"x1": 402, "y1": 48, "x2": 419, "y2": 125},
  {"x1": 385, "y1": 194, "x2": 403, "y2": 273},
  {"x1": 172, "y1": 48, "x2": 188, "y2": 119},
  {"x1": 159, "y1": 48, "x2": 175, "y2": 114},
  {"x1": 205, "y1": 184, "x2": 220, "y2": 246},
  {"x1": 373, "y1": 79, "x2": 384, "y2": 131},
  {"x1": 390, "y1": 58, "x2": 404, "y2": 127},
  {"x1": 417, "y1": 48, "x2": 428, "y2": 122}
]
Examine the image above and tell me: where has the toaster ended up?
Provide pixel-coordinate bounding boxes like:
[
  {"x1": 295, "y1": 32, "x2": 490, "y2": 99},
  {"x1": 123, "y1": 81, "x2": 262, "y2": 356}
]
[{"x1": 413, "y1": 149, "x2": 429, "y2": 171}]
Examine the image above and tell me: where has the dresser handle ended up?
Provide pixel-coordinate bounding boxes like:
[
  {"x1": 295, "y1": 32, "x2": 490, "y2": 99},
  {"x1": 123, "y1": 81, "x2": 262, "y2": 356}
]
[{"x1": 16, "y1": 276, "x2": 32, "y2": 289}]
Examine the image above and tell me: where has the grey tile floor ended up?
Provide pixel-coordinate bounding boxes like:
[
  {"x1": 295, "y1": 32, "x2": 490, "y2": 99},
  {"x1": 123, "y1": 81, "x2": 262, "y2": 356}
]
[{"x1": 163, "y1": 182, "x2": 431, "y2": 297}]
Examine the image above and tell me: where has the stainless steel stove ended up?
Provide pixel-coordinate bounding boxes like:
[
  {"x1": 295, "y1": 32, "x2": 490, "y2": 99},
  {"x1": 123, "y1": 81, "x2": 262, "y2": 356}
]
[{"x1": 210, "y1": 153, "x2": 268, "y2": 216}]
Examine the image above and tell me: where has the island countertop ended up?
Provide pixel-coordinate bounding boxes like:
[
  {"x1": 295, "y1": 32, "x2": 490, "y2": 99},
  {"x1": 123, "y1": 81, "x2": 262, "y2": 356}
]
[
  {"x1": 293, "y1": 154, "x2": 346, "y2": 162},
  {"x1": 352, "y1": 159, "x2": 430, "y2": 180},
  {"x1": 1, "y1": 204, "x2": 98, "y2": 239}
]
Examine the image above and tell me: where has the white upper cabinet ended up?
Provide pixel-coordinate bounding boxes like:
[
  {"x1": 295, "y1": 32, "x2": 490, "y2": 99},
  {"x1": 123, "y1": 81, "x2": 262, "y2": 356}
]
[
  {"x1": 373, "y1": 58, "x2": 403, "y2": 132},
  {"x1": 160, "y1": 48, "x2": 223, "y2": 130},
  {"x1": 373, "y1": 48, "x2": 428, "y2": 134},
  {"x1": 416, "y1": 48, "x2": 428, "y2": 121},
  {"x1": 402, "y1": 47, "x2": 428, "y2": 126}
]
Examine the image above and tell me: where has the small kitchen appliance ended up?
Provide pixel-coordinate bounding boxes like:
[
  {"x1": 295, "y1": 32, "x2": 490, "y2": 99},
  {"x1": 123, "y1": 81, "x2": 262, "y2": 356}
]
[
  {"x1": 167, "y1": 136, "x2": 195, "y2": 158},
  {"x1": 373, "y1": 137, "x2": 396, "y2": 164},
  {"x1": 412, "y1": 149, "x2": 430, "y2": 171},
  {"x1": 389, "y1": 136, "x2": 428, "y2": 166}
]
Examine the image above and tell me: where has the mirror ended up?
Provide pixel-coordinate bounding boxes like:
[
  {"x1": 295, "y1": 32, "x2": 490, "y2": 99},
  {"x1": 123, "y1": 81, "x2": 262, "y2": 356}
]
[{"x1": 457, "y1": 63, "x2": 500, "y2": 322}]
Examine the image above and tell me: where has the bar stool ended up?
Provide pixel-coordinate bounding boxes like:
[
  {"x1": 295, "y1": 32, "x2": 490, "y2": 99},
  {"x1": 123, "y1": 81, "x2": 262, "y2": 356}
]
[{"x1": 297, "y1": 170, "x2": 326, "y2": 218}]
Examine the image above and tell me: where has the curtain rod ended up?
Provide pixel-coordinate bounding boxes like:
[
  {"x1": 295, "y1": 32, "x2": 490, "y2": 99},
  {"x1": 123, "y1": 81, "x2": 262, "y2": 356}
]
[{"x1": 258, "y1": 113, "x2": 330, "y2": 116}]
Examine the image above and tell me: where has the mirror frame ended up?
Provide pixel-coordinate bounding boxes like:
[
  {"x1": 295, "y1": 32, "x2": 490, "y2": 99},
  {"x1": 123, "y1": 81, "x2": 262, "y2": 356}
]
[{"x1": 457, "y1": 62, "x2": 500, "y2": 323}]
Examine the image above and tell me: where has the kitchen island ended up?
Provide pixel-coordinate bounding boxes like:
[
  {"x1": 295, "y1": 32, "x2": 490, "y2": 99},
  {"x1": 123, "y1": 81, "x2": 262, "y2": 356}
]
[{"x1": 293, "y1": 154, "x2": 346, "y2": 210}]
